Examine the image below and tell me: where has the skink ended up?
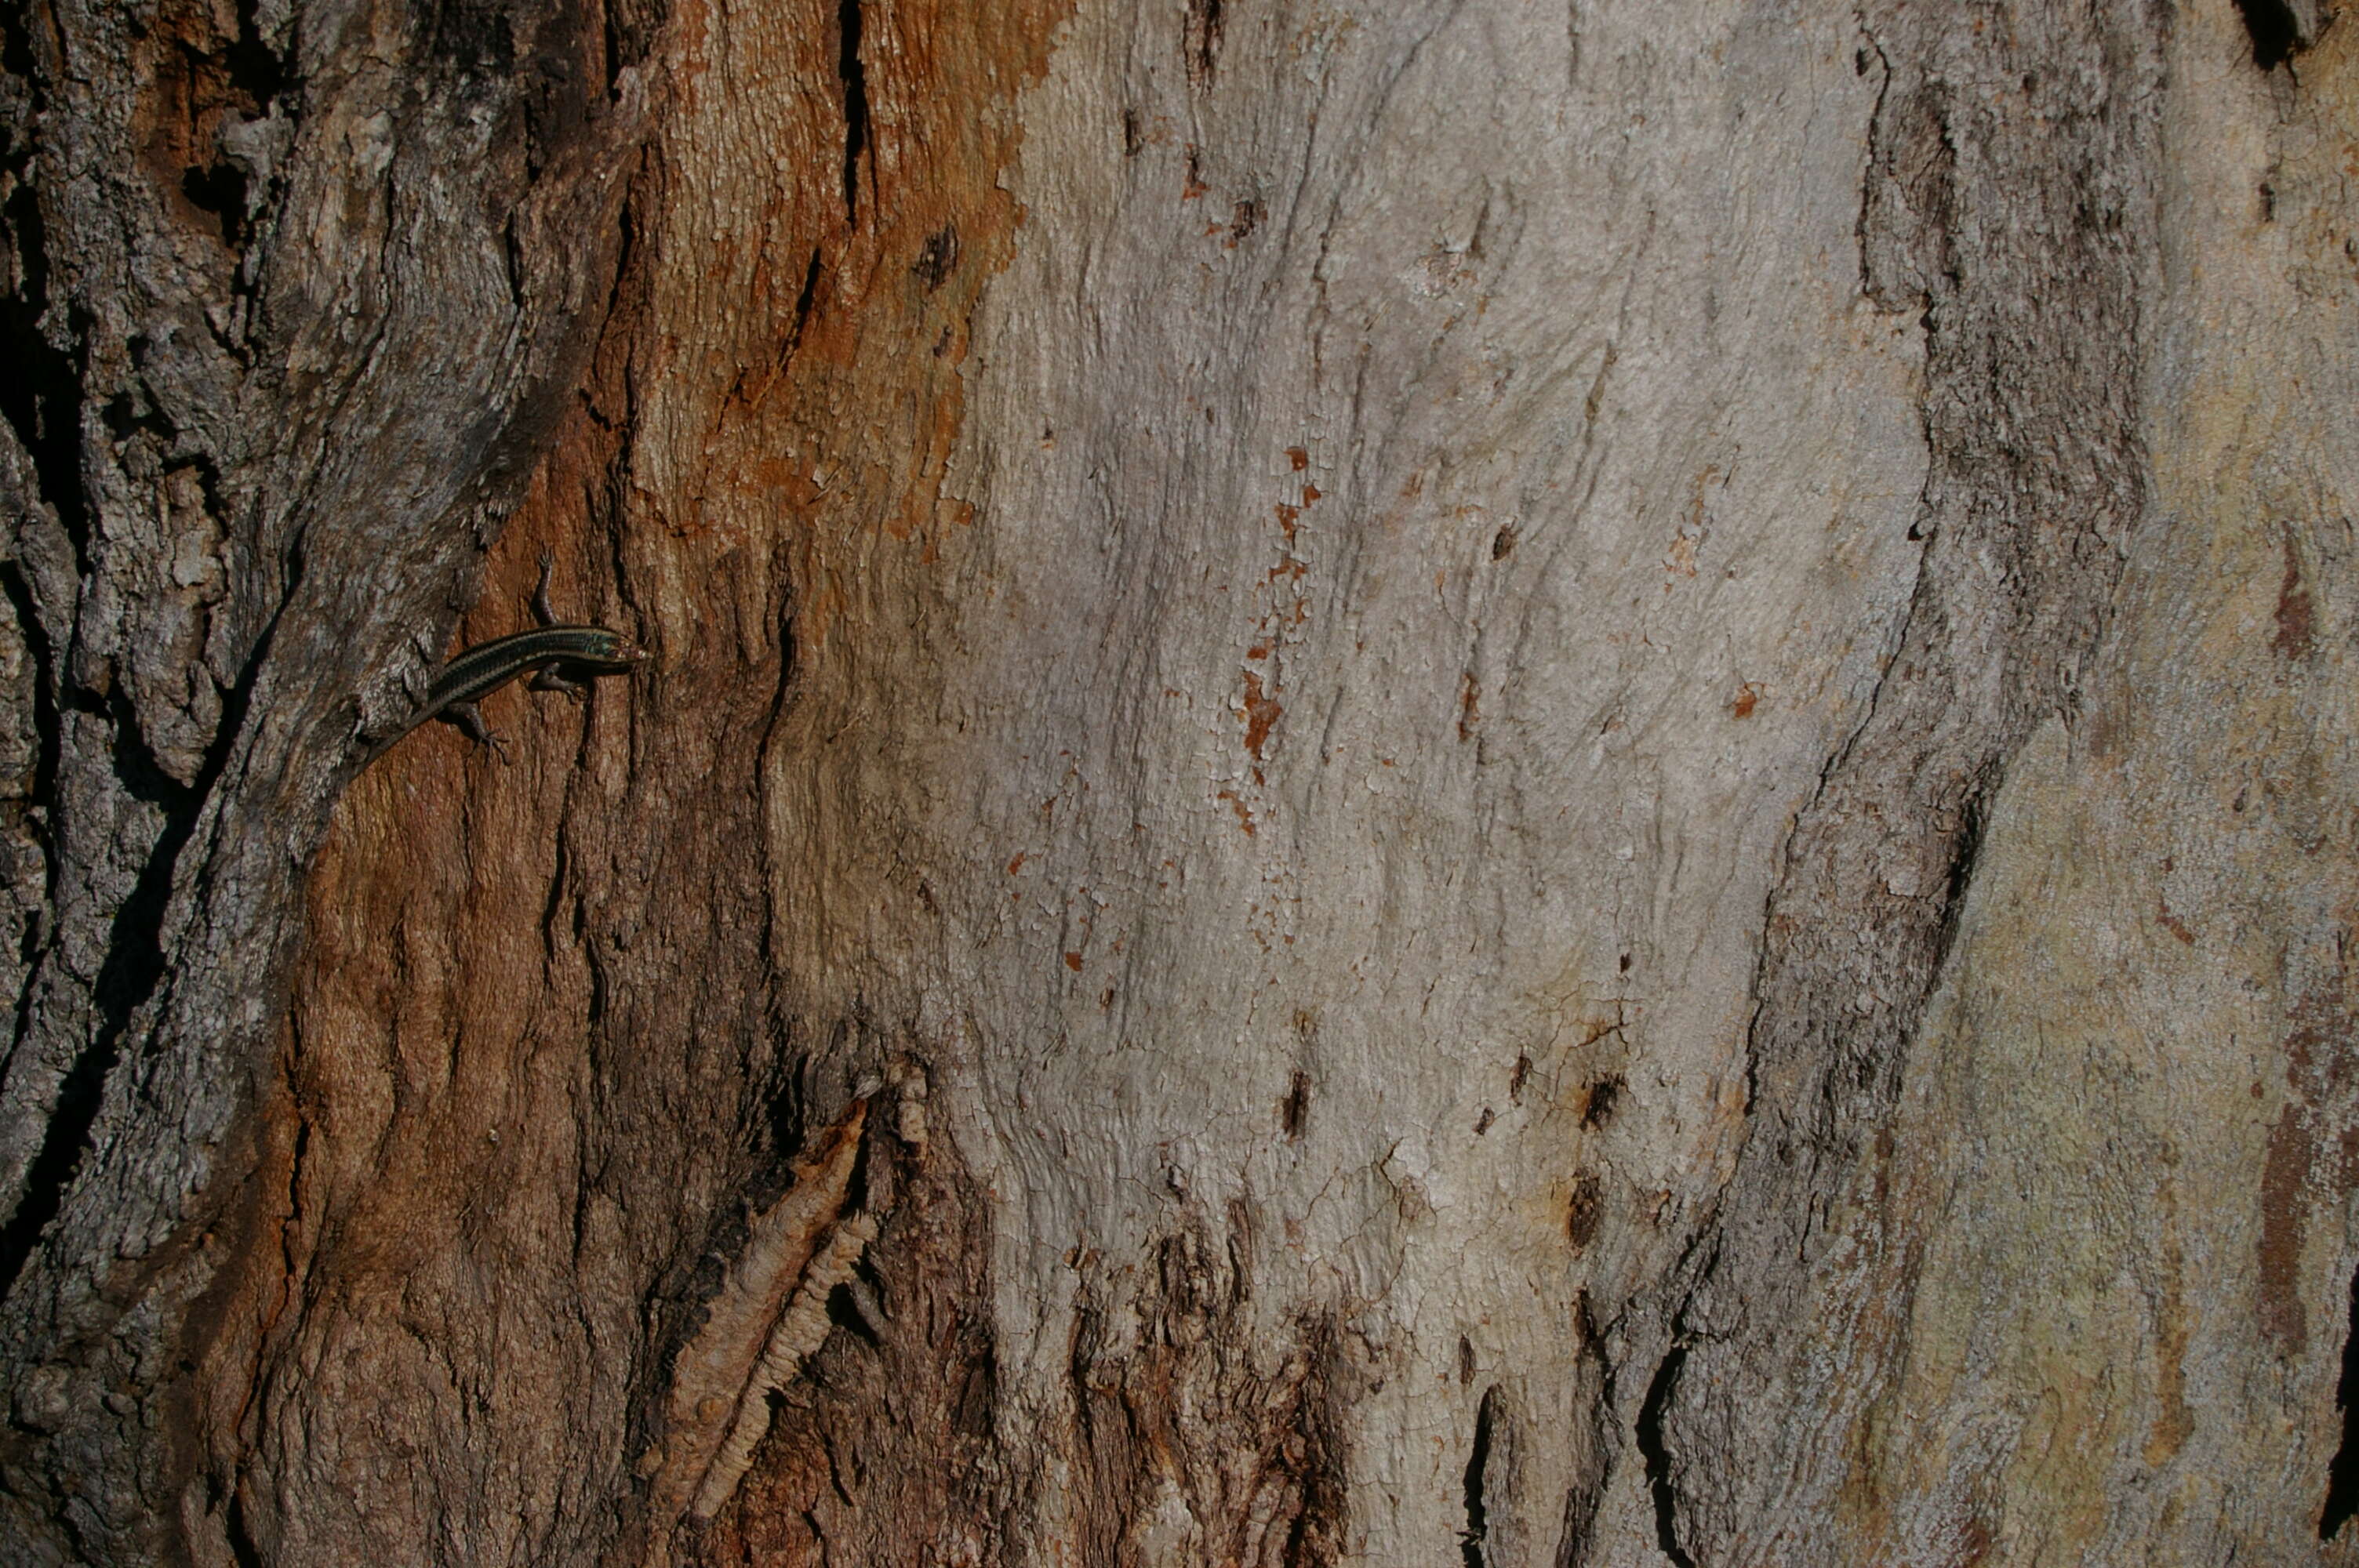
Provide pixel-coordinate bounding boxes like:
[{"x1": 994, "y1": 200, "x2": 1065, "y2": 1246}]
[{"x1": 413, "y1": 553, "x2": 648, "y2": 759}]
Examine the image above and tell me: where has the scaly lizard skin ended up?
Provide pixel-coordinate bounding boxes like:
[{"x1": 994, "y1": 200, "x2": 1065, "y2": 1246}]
[{"x1": 413, "y1": 553, "x2": 648, "y2": 759}]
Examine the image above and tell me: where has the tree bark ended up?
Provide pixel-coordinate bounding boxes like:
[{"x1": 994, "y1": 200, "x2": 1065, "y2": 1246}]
[{"x1": 2, "y1": 0, "x2": 2355, "y2": 1563}]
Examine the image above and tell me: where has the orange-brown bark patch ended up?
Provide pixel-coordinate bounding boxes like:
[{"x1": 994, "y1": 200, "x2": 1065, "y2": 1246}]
[
  {"x1": 2258, "y1": 1103, "x2": 2314, "y2": 1354},
  {"x1": 1241, "y1": 670, "x2": 1281, "y2": 760}
]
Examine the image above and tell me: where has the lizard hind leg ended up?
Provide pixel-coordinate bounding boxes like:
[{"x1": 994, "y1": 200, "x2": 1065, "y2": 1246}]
[{"x1": 442, "y1": 701, "x2": 514, "y2": 763}]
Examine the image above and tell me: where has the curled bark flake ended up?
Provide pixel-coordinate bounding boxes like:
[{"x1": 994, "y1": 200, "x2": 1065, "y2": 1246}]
[
  {"x1": 691, "y1": 1210, "x2": 880, "y2": 1521},
  {"x1": 640, "y1": 1100, "x2": 867, "y2": 1540}
]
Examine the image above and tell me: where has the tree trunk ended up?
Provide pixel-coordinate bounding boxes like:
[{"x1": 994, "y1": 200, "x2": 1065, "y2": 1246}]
[{"x1": 3, "y1": 0, "x2": 2355, "y2": 1560}]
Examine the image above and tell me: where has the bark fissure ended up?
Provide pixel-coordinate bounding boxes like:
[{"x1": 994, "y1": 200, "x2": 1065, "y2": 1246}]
[
  {"x1": 1634, "y1": 1347, "x2": 1692, "y2": 1567},
  {"x1": 1183, "y1": 0, "x2": 1223, "y2": 92},
  {"x1": 836, "y1": 0, "x2": 869, "y2": 224},
  {"x1": 1459, "y1": 1384, "x2": 1495, "y2": 1568},
  {"x1": 2326, "y1": 1258, "x2": 2359, "y2": 1540},
  {"x1": 0, "y1": 180, "x2": 91, "y2": 544}
]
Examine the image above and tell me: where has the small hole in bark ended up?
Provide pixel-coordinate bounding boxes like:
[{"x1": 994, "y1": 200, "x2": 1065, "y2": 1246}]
[
  {"x1": 2234, "y1": 0, "x2": 2302, "y2": 68},
  {"x1": 181, "y1": 163, "x2": 250, "y2": 247},
  {"x1": 913, "y1": 224, "x2": 959, "y2": 290},
  {"x1": 2323, "y1": 1261, "x2": 2359, "y2": 1538},
  {"x1": 1281, "y1": 1069, "x2": 1310, "y2": 1138},
  {"x1": 1581, "y1": 1075, "x2": 1623, "y2": 1130},
  {"x1": 827, "y1": 1279, "x2": 881, "y2": 1345},
  {"x1": 1565, "y1": 1171, "x2": 1602, "y2": 1252},
  {"x1": 1491, "y1": 527, "x2": 1516, "y2": 560}
]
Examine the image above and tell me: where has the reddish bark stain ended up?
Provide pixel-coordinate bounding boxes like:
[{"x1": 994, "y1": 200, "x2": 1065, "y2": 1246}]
[
  {"x1": 2286, "y1": 986, "x2": 2358, "y2": 1101},
  {"x1": 1729, "y1": 681, "x2": 1761, "y2": 719},
  {"x1": 2273, "y1": 526, "x2": 2314, "y2": 659},
  {"x1": 1006, "y1": 852, "x2": 1025, "y2": 875},
  {"x1": 2258, "y1": 1103, "x2": 2314, "y2": 1353},
  {"x1": 1301, "y1": 484, "x2": 1321, "y2": 505},
  {"x1": 1275, "y1": 502, "x2": 1299, "y2": 542},
  {"x1": 1063, "y1": 952, "x2": 1082, "y2": 971},
  {"x1": 2156, "y1": 898, "x2": 2195, "y2": 945},
  {"x1": 1241, "y1": 670, "x2": 1281, "y2": 760},
  {"x1": 1287, "y1": 447, "x2": 1309, "y2": 471}
]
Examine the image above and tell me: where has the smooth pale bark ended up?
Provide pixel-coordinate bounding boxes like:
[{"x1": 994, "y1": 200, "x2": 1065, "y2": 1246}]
[{"x1": 1, "y1": 0, "x2": 2354, "y2": 1563}]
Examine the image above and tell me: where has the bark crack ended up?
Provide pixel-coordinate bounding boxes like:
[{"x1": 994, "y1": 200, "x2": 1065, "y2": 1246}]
[
  {"x1": 2324, "y1": 1258, "x2": 2359, "y2": 1539},
  {"x1": 1632, "y1": 1346, "x2": 1692, "y2": 1568},
  {"x1": 1459, "y1": 1385, "x2": 1496, "y2": 1568},
  {"x1": 836, "y1": 0, "x2": 869, "y2": 224}
]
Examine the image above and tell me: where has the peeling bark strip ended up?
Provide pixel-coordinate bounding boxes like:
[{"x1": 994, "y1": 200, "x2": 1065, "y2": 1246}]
[
  {"x1": 639, "y1": 1102, "x2": 867, "y2": 1537},
  {"x1": 689, "y1": 1210, "x2": 878, "y2": 1523},
  {"x1": 1661, "y1": 1, "x2": 2166, "y2": 1557}
]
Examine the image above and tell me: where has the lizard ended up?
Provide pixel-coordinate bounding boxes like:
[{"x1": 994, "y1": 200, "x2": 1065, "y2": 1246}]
[{"x1": 413, "y1": 551, "x2": 648, "y2": 760}]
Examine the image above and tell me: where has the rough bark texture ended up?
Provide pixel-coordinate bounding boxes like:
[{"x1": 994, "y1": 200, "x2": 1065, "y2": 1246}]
[{"x1": 3, "y1": 0, "x2": 2357, "y2": 1563}]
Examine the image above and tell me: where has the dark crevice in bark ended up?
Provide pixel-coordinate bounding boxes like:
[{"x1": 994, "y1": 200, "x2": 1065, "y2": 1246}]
[
  {"x1": 1634, "y1": 1346, "x2": 1692, "y2": 1568},
  {"x1": 836, "y1": 0, "x2": 868, "y2": 225},
  {"x1": 1184, "y1": 0, "x2": 1223, "y2": 92},
  {"x1": 224, "y1": 0, "x2": 290, "y2": 109},
  {"x1": 0, "y1": 0, "x2": 38, "y2": 80},
  {"x1": 1, "y1": 162, "x2": 93, "y2": 547},
  {"x1": 423, "y1": 0, "x2": 518, "y2": 79},
  {"x1": 2324, "y1": 1259, "x2": 2359, "y2": 1539},
  {"x1": 181, "y1": 162, "x2": 252, "y2": 250},
  {"x1": 503, "y1": 214, "x2": 529, "y2": 310},
  {"x1": 165, "y1": 0, "x2": 288, "y2": 249},
  {"x1": 1459, "y1": 1385, "x2": 1496, "y2": 1568},
  {"x1": 224, "y1": 1486, "x2": 265, "y2": 1568},
  {"x1": 789, "y1": 248, "x2": 823, "y2": 353},
  {"x1": 1925, "y1": 786, "x2": 1988, "y2": 968},
  {"x1": 823, "y1": 1277, "x2": 881, "y2": 1346},
  {"x1": 2234, "y1": 0, "x2": 2303, "y2": 69}
]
